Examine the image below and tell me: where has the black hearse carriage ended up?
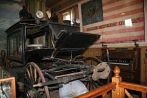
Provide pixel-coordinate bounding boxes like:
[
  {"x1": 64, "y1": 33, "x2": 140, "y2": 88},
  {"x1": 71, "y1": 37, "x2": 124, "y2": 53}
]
[
  {"x1": 6, "y1": 21, "x2": 99, "y2": 65},
  {"x1": 6, "y1": 20, "x2": 104, "y2": 98}
]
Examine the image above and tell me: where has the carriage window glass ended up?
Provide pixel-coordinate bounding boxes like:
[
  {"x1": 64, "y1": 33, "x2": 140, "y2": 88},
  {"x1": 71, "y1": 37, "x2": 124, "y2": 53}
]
[
  {"x1": 18, "y1": 35, "x2": 22, "y2": 54},
  {"x1": 25, "y1": 39, "x2": 29, "y2": 46},
  {"x1": 9, "y1": 32, "x2": 22, "y2": 56},
  {"x1": 10, "y1": 36, "x2": 17, "y2": 55},
  {"x1": 34, "y1": 35, "x2": 45, "y2": 46},
  {"x1": 10, "y1": 37, "x2": 17, "y2": 55}
]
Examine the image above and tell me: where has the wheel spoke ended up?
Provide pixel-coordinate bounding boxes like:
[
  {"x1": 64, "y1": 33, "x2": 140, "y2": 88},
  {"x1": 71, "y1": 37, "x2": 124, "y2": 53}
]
[
  {"x1": 28, "y1": 65, "x2": 32, "y2": 80},
  {"x1": 34, "y1": 68, "x2": 37, "y2": 82},
  {"x1": 26, "y1": 68, "x2": 31, "y2": 79}
]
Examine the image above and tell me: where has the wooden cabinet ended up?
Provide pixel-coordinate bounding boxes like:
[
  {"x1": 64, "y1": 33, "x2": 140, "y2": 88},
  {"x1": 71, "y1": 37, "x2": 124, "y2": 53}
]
[{"x1": 101, "y1": 46, "x2": 140, "y2": 83}]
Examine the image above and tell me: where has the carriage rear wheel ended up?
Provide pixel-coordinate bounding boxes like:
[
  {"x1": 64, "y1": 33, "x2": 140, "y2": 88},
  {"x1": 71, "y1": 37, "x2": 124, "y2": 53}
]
[
  {"x1": 25, "y1": 62, "x2": 50, "y2": 98},
  {"x1": 84, "y1": 57, "x2": 110, "y2": 88},
  {"x1": 73, "y1": 56, "x2": 101, "y2": 90},
  {"x1": 83, "y1": 57, "x2": 102, "y2": 90}
]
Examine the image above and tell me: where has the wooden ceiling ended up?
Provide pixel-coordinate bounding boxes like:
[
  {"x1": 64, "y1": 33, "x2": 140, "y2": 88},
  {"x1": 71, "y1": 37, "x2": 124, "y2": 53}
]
[
  {"x1": 46, "y1": 0, "x2": 80, "y2": 12},
  {"x1": 46, "y1": 0, "x2": 65, "y2": 8}
]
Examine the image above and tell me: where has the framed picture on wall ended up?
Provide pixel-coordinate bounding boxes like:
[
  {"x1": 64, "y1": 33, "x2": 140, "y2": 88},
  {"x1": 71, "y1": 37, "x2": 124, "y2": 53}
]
[{"x1": 81, "y1": 0, "x2": 103, "y2": 25}]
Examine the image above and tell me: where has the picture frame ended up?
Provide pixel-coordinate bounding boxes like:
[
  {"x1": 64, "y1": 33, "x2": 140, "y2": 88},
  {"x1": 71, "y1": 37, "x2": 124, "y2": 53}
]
[
  {"x1": 81, "y1": 0, "x2": 103, "y2": 25},
  {"x1": 0, "y1": 77, "x2": 16, "y2": 98}
]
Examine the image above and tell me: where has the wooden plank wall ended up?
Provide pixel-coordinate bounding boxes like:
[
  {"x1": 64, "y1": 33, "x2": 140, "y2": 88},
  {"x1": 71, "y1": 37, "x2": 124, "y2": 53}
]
[
  {"x1": 140, "y1": 46, "x2": 147, "y2": 85},
  {"x1": 83, "y1": 47, "x2": 147, "y2": 85},
  {"x1": 83, "y1": 48, "x2": 101, "y2": 58}
]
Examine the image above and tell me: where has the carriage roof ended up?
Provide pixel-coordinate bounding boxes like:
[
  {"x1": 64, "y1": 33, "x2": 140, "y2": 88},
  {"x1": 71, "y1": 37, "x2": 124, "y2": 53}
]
[{"x1": 6, "y1": 20, "x2": 100, "y2": 49}]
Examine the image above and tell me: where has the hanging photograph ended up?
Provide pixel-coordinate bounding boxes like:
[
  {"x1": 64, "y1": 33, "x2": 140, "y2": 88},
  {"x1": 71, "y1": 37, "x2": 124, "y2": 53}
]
[{"x1": 81, "y1": 0, "x2": 103, "y2": 25}]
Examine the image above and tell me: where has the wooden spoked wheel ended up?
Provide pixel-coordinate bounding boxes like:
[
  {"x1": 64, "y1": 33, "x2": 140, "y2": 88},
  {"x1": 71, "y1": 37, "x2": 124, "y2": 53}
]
[
  {"x1": 25, "y1": 62, "x2": 50, "y2": 98},
  {"x1": 82, "y1": 57, "x2": 102, "y2": 90}
]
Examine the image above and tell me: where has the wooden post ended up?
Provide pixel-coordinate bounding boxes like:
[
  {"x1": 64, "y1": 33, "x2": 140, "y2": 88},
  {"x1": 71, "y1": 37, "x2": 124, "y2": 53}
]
[
  {"x1": 144, "y1": 58, "x2": 147, "y2": 85},
  {"x1": 112, "y1": 66, "x2": 125, "y2": 98}
]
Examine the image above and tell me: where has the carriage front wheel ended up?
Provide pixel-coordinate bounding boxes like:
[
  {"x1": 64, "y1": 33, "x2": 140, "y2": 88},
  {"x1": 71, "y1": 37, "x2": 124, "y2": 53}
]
[{"x1": 24, "y1": 62, "x2": 50, "y2": 98}]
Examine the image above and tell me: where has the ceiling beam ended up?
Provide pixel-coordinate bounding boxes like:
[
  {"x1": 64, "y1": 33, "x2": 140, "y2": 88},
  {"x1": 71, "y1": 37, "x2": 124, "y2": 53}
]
[{"x1": 50, "y1": 0, "x2": 81, "y2": 12}]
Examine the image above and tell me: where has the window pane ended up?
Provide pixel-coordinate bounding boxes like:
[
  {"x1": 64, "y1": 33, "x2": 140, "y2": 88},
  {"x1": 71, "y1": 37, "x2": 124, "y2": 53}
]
[{"x1": 63, "y1": 12, "x2": 71, "y2": 20}]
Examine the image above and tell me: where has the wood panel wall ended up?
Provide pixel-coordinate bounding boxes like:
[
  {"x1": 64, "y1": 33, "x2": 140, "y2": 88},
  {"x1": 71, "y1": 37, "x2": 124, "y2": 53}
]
[
  {"x1": 83, "y1": 47, "x2": 147, "y2": 84},
  {"x1": 82, "y1": 48, "x2": 101, "y2": 57},
  {"x1": 140, "y1": 46, "x2": 147, "y2": 84}
]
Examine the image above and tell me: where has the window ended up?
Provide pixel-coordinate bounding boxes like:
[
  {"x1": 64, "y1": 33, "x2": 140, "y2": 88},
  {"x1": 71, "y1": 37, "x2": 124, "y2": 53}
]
[
  {"x1": 62, "y1": 8, "x2": 74, "y2": 24},
  {"x1": 8, "y1": 32, "x2": 22, "y2": 56}
]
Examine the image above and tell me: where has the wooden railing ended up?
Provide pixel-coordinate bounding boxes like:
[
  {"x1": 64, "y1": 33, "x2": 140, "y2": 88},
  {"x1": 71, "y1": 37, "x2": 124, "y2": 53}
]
[{"x1": 75, "y1": 66, "x2": 147, "y2": 98}]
